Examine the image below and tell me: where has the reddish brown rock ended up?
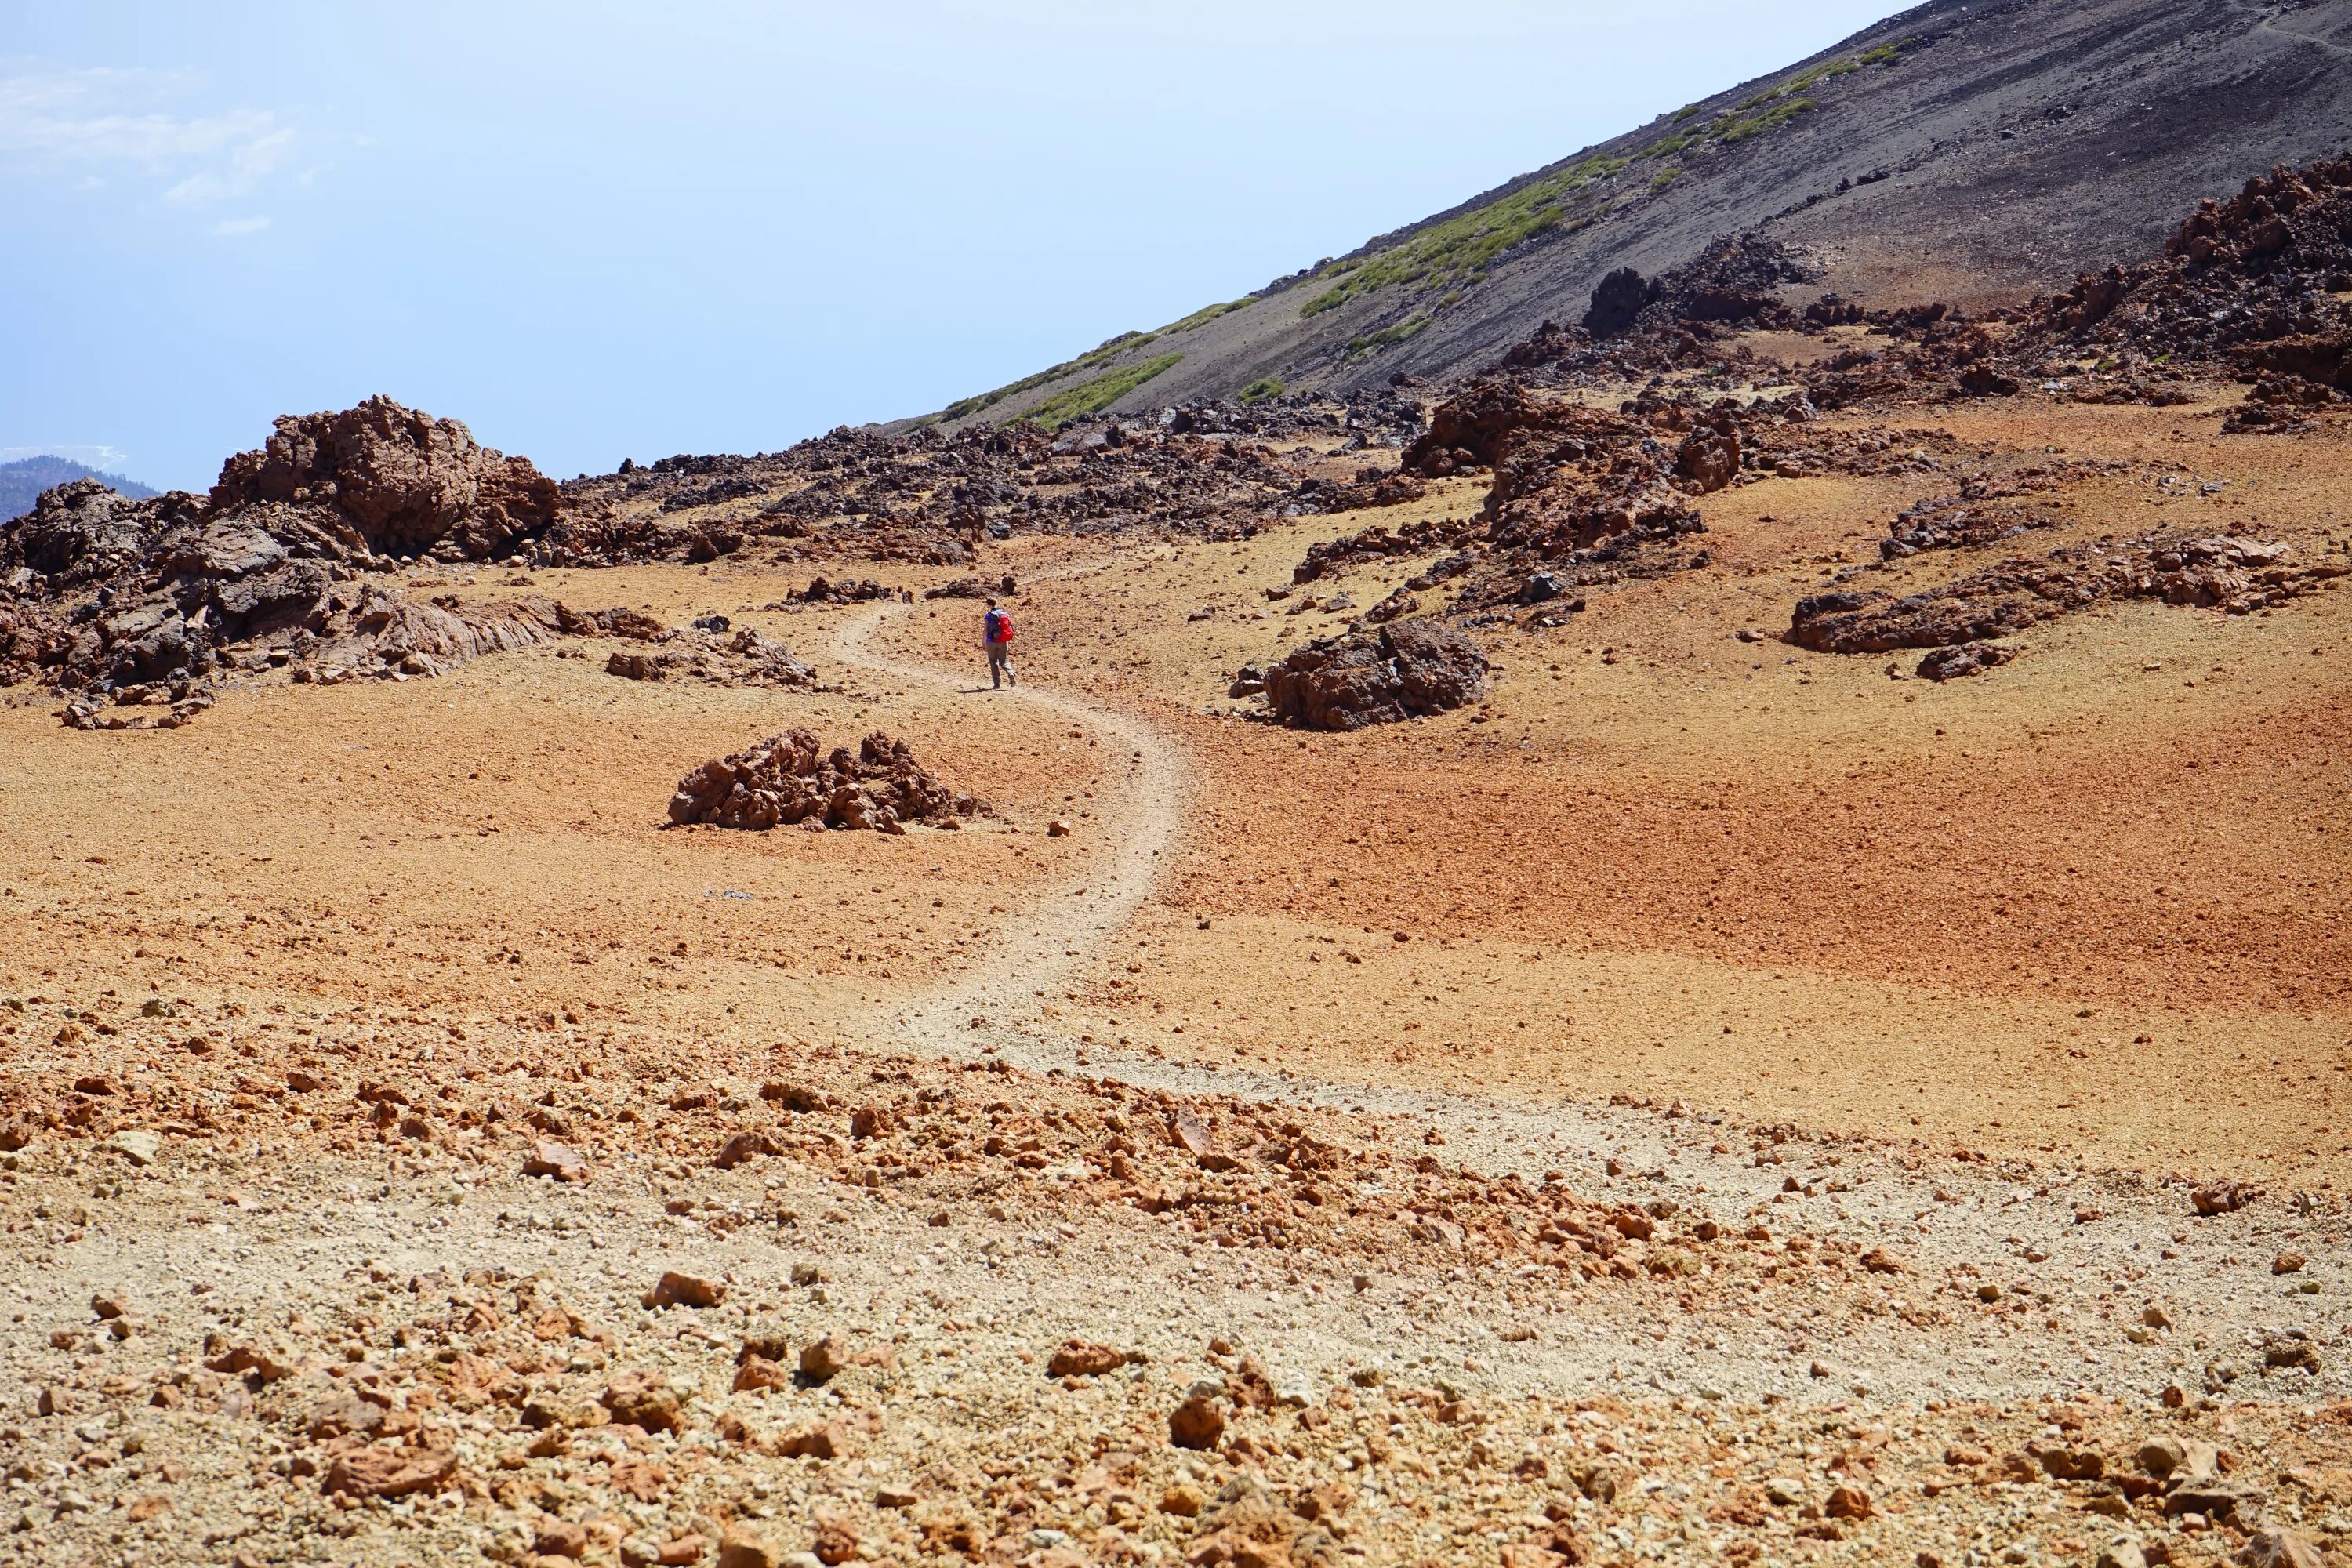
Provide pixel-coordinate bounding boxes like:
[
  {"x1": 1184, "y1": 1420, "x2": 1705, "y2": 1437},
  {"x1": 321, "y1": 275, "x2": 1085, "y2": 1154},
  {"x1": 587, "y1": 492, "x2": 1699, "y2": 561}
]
[
  {"x1": 1263, "y1": 619, "x2": 1489, "y2": 731},
  {"x1": 773, "y1": 1421, "x2": 848, "y2": 1460},
  {"x1": 602, "y1": 1373, "x2": 685, "y2": 1434},
  {"x1": 323, "y1": 1443, "x2": 456, "y2": 1500},
  {"x1": 642, "y1": 1271, "x2": 726, "y2": 1310},
  {"x1": 732, "y1": 1355, "x2": 791, "y2": 1393},
  {"x1": 1170, "y1": 1393, "x2": 1226, "y2": 1450},
  {"x1": 1824, "y1": 1485, "x2": 1873, "y2": 1521},
  {"x1": 522, "y1": 1140, "x2": 589, "y2": 1182},
  {"x1": 668, "y1": 730, "x2": 977, "y2": 833},
  {"x1": 1045, "y1": 1339, "x2": 1131, "y2": 1377}
]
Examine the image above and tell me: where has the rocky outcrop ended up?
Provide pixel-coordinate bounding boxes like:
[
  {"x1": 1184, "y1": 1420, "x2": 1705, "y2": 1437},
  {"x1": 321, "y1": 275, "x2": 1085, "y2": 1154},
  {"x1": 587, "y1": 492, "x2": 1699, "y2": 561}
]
[
  {"x1": 1791, "y1": 535, "x2": 2347, "y2": 656},
  {"x1": 209, "y1": 396, "x2": 561, "y2": 563},
  {"x1": 668, "y1": 731, "x2": 981, "y2": 833},
  {"x1": 1262, "y1": 619, "x2": 1488, "y2": 731}
]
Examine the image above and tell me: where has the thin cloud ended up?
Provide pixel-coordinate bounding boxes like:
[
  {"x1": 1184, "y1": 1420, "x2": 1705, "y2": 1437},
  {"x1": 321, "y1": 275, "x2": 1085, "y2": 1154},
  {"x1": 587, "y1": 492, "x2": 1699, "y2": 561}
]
[
  {"x1": 212, "y1": 216, "x2": 270, "y2": 236},
  {"x1": 0, "y1": 65, "x2": 296, "y2": 205}
]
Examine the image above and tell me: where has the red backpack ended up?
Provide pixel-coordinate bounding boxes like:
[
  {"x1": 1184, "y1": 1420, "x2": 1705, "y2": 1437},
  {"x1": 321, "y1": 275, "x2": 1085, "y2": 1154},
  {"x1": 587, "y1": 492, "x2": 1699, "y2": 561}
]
[{"x1": 988, "y1": 609, "x2": 1013, "y2": 644}]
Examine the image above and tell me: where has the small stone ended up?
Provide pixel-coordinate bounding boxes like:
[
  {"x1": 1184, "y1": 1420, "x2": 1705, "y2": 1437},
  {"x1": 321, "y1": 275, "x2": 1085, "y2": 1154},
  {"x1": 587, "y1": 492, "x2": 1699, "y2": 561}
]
[
  {"x1": 124, "y1": 1494, "x2": 172, "y2": 1523},
  {"x1": 1045, "y1": 1340, "x2": 1128, "y2": 1377},
  {"x1": 602, "y1": 1373, "x2": 685, "y2": 1434},
  {"x1": 2238, "y1": 1528, "x2": 2328, "y2": 1568},
  {"x1": 732, "y1": 1355, "x2": 790, "y2": 1393},
  {"x1": 799, "y1": 1335, "x2": 848, "y2": 1382},
  {"x1": 90, "y1": 1294, "x2": 127, "y2": 1321},
  {"x1": 717, "y1": 1527, "x2": 788, "y2": 1568},
  {"x1": 323, "y1": 1444, "x2": 456, "y2": 1499},
  {"x1": 2137, "y1": 1436, "x2": 2187, "y2": 1478},
  {"x1": 2274, "y1": 1250, "x2": 2307, "y2": 1276},
  {"x1": 2095, "y1": 1535, "x2": 2147, "y2": 1568},
  {"x1": 874, "y1": 1483, "x2": 918, "y2": 1509},
  {"x1": 109, "y1": 1130, "x2": 162, "y2": 1167},
  {"x1": 1047, "y1": 818, "x2": 1073, "y2": 837},
  {"x1": 1858, "y1": 1247, "x2": 1906, "y2": 1274},
  {"x1": 1824, "y1": 1485, "x2": 1871, "y2": 1521},
  {"x1": 204, "y1": 1340, "x2": 299, "y2": 1384},
  {"x1": 537, "y1": 1522, "x2": 590, "y2": 1559},
  {"x1": 1766, "y1": 1477, "x2": 1806, "y2": 1507},
  {"x1": 1160, "y1": 1483, "x2": 1203, "y2": 1518},
  {"x1": 1169, "y1": 1393, "x2": 1225, "y2": 1450},
  {"x1": 773, "y1": 1422, "x2": 846, "y2": 1460},
  {"x1": 713, "y1": 1132, "x2": 770, "y2": 1170},
  {"x1": 523, "y1": 1140, "x2": 589, "y2": 1182},
  {"x1": 2042, "y1": 1448, "x2": 2104, "y2": 1482},
  {"x1": 643, "y1": 1271, "x2": 727, "y2": 1310}
]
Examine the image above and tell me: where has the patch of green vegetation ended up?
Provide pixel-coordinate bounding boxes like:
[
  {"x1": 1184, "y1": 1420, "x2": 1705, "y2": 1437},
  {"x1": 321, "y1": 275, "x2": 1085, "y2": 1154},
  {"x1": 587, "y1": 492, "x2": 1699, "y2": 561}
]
[
  {"x1": 1342, "y1": 315, "x2": 1433, "y2": 362},
  {"x1": 1640, "y1": 42, "x2": 1901, "y2": 163},
  {"x1": 1017, "y1": 354, "x2": 1185, "y2": 430},
  {"x1": 1720, "y1": 96, "x2": 1816, "y2": 143},
  {"x1": 1650, "y1": 167, "x2": 1682, "y2": 192},
  {"x1": 1298, "y1": 155, "x2": 1626, "y2": 319},
  {"x1": 1162, "y1": 299, "x2": 1251, "y2": 334},
  {"x1": 937, "y1": 332, "x2": 1160, "y2": 422},
  {"x1": 1238, "y1": 376, "x2": 1286, "y2": 405}
]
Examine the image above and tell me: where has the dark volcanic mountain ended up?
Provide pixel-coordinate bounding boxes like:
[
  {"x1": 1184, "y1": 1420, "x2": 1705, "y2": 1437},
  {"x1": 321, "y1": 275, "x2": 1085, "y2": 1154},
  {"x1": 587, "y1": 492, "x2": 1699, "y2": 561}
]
[
  {"x1": 0, "y1": 456, "x2": 158, "y2": 522},
  {"x1": 931, "y1": 0, "x2": 2352, "y2": 426}
]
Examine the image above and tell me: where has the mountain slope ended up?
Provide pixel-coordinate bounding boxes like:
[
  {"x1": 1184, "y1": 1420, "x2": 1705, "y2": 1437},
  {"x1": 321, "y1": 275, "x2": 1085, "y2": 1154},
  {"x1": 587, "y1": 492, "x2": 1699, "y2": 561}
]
[
  {"x1": 934, "y1": 0, "x2": 2352, "y2": 427},
  {"x1": 0, "y1": 456, "x2": 158, "y2": 522}
]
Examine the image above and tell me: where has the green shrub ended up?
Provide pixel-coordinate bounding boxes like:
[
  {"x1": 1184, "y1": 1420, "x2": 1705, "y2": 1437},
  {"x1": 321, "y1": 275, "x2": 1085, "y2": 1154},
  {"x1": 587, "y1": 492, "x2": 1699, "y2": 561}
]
[
  {"x1": 1238, "y1": 376, "x2": 1285, "y2": 405},
  {"x1": 1720, "y1": 96, "x2": 1815, "y2": 142},
  {"x1": 1018, "y1": 354, "x2": 1185, "y2": 429},
  {"x1": 1162, "y1": 299, "x2": 1251, "y2": 334},
  {"x1": 1298, "y1": 154, "x2": 1627, "y2": 318},
  {"x1": 1650, "y1": 168, "x2": 1682, "y2": 192},
  {"x1": 936, "y1": 330, "x2": 1161, "y2": 422},
  {"x1": 1341, "y1": 315, "x2": 1432, "y2": 361}
]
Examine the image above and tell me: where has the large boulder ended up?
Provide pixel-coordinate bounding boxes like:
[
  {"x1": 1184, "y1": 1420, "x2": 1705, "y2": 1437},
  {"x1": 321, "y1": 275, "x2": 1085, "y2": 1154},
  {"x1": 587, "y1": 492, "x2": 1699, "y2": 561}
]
[
  {"x1": 1263, "y1": 619, "x2": 1489, "y2": 731},
  {"x1": 209, "y1": 395, "x2": 560, "y2": 561}
]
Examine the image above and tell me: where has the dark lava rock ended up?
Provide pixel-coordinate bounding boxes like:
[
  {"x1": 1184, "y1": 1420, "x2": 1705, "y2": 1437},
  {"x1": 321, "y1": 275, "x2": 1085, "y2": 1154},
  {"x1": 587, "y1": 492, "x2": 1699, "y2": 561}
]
[{"x1": 1263, "y1": 619, "x2": 1489, "y2": 731}]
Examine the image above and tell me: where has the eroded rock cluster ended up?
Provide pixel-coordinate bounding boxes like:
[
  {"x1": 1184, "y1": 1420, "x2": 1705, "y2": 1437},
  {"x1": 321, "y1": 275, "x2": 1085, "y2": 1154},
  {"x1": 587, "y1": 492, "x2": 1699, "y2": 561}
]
[
  {"x1": 1791, "y1": 535, "x2": 2347, "y2": 655},
  {"x1": 666, "y1": 731, "x2": 980, "y2": 833},
  {"x1": 0, "y1": 400, "x2": 586, "y2": 724},
  {"x1": 1261, "y1": 619, "x2": 1489, "y2": 731}
]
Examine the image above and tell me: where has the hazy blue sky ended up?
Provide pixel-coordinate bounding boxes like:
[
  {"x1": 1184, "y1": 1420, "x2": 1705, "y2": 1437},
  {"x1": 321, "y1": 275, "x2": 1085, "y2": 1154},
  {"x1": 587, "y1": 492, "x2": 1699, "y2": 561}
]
[{"x1": 2, "y1": 2, "x2": 1904, "y2": 489}]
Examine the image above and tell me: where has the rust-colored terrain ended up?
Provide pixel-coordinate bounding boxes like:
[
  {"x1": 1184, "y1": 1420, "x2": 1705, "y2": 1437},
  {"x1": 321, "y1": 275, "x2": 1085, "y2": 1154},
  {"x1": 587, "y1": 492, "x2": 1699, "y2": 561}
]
[{"x1": 5, "y1": 152, "x2": 2352, "y2": 1568}]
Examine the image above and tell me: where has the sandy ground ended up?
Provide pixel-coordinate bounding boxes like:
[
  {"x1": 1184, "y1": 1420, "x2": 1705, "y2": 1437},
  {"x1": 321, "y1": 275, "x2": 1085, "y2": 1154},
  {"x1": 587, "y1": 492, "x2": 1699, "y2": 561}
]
[{"x1": 2, "y1": 383, "x2": 2350, "y2": 1568}]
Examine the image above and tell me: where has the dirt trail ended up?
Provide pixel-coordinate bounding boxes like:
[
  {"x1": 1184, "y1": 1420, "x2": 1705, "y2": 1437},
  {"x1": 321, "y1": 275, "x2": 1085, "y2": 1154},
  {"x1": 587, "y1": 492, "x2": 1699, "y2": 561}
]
[
  {"x1": 829, "y1": 590, "x2": 1191, "y2": 1062},
  {"x1": 820, "y1": 586, "x2": 2343, "y2": 1419}
]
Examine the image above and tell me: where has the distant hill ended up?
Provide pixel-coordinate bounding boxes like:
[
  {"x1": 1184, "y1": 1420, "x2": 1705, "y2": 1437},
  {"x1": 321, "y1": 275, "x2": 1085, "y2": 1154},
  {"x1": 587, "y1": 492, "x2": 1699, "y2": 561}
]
[
  {"x1": 0, "y1": 456, "x2": 161, "y2": 522},
  {"x1": 928, "y1": 0, "x2": 2352, "y2": 426}
]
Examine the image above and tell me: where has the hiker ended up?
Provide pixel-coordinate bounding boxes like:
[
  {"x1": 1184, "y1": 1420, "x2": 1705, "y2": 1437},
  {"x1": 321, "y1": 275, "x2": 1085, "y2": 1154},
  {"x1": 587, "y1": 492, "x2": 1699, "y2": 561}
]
[{"x1": 982, "y1": 597, "x2": 1016, "y2": 689}]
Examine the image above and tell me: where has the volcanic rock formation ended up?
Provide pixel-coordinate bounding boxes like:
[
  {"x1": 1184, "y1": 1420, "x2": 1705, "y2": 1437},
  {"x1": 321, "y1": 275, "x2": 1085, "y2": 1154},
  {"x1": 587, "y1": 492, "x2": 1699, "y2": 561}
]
[
  {"x1": 1262, "y1": 619, "x2": 1489, "y2": 731},
  {"x1": 668, "y1": 731, "x2": 981, "y2": 833}
]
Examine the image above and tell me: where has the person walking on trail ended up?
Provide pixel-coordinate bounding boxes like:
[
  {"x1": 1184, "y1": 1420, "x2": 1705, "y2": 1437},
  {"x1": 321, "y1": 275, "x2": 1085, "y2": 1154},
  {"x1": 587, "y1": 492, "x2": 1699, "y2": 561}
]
[{"x1": 982, "y1": 597, "x2": 1016, "y2": 690}]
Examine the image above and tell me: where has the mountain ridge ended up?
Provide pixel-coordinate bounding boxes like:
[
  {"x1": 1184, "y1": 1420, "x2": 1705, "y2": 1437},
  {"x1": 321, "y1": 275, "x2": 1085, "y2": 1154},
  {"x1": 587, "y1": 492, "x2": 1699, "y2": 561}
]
[
  {"x1": 0, "y1": 455, "x2": 159, "y2": 523},
  {"x1": 916, "y1": 0, "x2": 2352, "y2": 430}
]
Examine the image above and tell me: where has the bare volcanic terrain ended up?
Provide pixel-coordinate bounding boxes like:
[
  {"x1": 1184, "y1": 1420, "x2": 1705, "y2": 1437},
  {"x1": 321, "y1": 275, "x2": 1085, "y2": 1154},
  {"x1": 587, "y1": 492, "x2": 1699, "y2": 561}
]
[
  {"x1": 917, "y1": 0, "x2": 2352, "y2": 424},
  {"x1": 6, "y1": 129, "x2": 2352, "y2": 1568}
]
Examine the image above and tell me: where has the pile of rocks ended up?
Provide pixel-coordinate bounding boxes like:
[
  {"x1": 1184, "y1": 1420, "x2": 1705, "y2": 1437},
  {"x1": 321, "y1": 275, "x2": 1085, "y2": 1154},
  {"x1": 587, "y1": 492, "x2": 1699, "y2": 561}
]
[
  {"x1": 1261, "y1": 619, "x2": 1488, "y2": 731},
  {"x1": 667, "y1": 731, "x2": 981, "y2": 833}
]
